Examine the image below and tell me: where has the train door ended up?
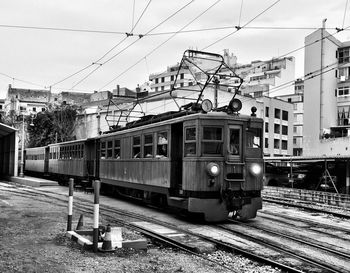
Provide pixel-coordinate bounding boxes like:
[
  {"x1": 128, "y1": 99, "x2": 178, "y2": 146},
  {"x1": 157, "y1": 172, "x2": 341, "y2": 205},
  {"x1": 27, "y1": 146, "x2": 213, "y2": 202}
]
[
  {"x1": 170, "y1": 122, "x2": 183, "y2": 191},
  {"x1": 225, "y1": 125, "x2": 244, "y2": 182},
  {"x1": 86, "y1": 139, "x2": 98, "y2": 179},
  {"x1": 44, "y1": 146, "x2": 49, "y2": 175}
]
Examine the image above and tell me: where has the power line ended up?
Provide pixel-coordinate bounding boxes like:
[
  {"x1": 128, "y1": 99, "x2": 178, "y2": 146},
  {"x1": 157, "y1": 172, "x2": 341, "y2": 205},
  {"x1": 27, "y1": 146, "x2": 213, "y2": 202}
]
[
  {"x1": 50, "y1": 0, "x2": 194, "y2": 90},
  {"x1": 98, "y1": 0, "x2": 223, "y2": 91},
  {"x1": 0, "y1": 71, "x2": 46, "y2": 89},
  {"x1": 202, "y1": 0, "x2": 281, "y2": 50}
]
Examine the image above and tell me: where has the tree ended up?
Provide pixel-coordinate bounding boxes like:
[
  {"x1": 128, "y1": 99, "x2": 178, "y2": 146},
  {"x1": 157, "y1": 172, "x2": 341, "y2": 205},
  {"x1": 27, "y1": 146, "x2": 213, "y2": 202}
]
[{"x1": 27, "y1": 104, "x2": 79, "y2": 147}]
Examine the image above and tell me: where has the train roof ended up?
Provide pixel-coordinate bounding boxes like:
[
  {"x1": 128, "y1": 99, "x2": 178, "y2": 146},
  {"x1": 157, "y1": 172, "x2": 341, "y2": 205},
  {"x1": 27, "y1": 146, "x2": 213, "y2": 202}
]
[
  {"x1": 97, "y1": 110, "x2": 262, "y2": 139},
  {"x1": 264, "y1": 155, "x2": 350, "y2": 162},
  {"x1": 48, "y1": 138, "x2": 88, "y2": 147}
]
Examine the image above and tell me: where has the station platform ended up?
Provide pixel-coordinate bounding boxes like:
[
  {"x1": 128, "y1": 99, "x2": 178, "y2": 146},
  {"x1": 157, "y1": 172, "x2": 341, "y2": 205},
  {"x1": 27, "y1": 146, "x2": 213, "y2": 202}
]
[{"x1": 10, "y1": 176, "x2": 58, "y2": 187}]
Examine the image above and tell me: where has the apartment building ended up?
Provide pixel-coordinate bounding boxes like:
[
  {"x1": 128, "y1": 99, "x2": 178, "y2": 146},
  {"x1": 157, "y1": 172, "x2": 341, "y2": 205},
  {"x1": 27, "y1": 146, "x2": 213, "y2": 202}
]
[{"x1": 277, "y1": 79, "x2": 304, "y2": 156}]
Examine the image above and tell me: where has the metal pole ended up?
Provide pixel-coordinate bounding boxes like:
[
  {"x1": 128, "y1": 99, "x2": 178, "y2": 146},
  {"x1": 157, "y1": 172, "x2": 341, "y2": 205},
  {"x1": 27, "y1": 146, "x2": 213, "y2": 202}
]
[
  {"x1": 19, "y1": 114, "x2": 25, "y2": 177},
  {"x1": 346, "y1": 160, "x2": 350, "y2": 195},
  {"x1": 93, "y1": 180, "x2": 101, "y2": 253},
  {"x1": 67, "y1": 178, "x2": 74, "y2": 231}
]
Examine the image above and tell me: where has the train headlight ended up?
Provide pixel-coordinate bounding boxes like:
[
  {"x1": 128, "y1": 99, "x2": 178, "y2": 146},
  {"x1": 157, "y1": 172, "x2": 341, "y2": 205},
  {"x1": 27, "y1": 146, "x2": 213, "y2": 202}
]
[
  {"x1": 206, "y1": 162, "x2": 220, "y2": 177},
  {"x1": 250, "y1": 163, "x2": 262, "y2": 176}
]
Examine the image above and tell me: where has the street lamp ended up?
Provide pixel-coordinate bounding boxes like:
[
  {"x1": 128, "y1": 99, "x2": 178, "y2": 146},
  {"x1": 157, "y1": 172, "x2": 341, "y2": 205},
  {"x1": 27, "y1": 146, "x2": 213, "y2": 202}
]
[
  {"x1": 19, "y1": 114, "x2": 25, "y2": 177},
  {"x1": 19, "y1": 112, "x2": 36, "y2": 178}
]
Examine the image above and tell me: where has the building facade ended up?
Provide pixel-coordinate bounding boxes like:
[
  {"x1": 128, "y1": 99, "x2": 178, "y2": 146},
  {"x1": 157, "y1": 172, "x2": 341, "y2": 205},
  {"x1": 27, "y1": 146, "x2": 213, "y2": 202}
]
[
  {"x1": 276, "y1": 79, "x2": 304, "y2": 156},
  {"x1": 303, "y1": 24, "x2": 350, "y2": 156}
]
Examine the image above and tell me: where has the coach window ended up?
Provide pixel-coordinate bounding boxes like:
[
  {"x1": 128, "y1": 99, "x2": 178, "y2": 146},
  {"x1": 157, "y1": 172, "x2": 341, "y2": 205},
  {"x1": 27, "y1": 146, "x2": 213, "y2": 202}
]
[
  {"x1": 114, "y1": 139, "x2": 121, "y2": 159},
  {"x1": 133, "y1": 136, "x2": 141, "y2": 158},
  {"x1": 184, "y1": 127, "x2": 196, "y2": 156},
  {"x1": 156, "y1": 132, "x2": 168, "y2": 158},
  {"x1": 144, "y1": 134, "x2": 153, "y2": 158},
  {"x1": 202, "y1": 127, "x2": 223, "y2": 155},
  {"x1": 107, "y1": 141, "x2": 113, "y2": 158},
  {"x1": 100, "y1": 142, "x2": 106, "y2": 159},
  {"x1": 81, "y1": 144, "x2": 84, "y2": 158},
  {"x1": 247, "y1": 127, "x2": 261, "y2": 148}
]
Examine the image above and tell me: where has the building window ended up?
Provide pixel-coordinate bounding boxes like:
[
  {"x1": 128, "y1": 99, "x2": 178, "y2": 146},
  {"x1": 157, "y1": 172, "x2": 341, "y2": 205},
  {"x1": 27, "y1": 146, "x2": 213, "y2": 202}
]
[
  {"x1": 281, "y1": 140, "x2": 288, "y2": 150},
  {"x1": 265, "y1": 107, "x2": 269, "y2": 117},
  {"x1": 288, "y1": 98, "x2": 292, "y2": 102},
  {"x1": 338, "y1": 86, "x2": 350, "y2": 97},
  {"x1": 161, "y1": 77, "x2": 165, "y2": 83},
  {"x1": 274, "y1": 139, "x2": 280, "y2": 149},
  {"x1": 155, "y1": 78, "x2": 159, "y2": 84},
  {"x1": 282, "y1": 125, "x2": 288, "y2": 135},
  {"x1": 41, "y1": 108, "x2": 45, "y2": 112},
  {"x1": 293, "y1": 138, "x2": 297, "y2": 144},
  {"x1": 265, "y1": 122, "x2": 269, "y2": 133},
  {"x1": 180, "y1": 73, "x2": 184, "y2": 79},
  {"x1": 265, "y1": 138, "x2": 269, "y2": 148},
  {"x1": 282, "y1": 110, "x2": 288, "y2": 121},
  {"x1": 274, "y1": 124, "x2": 280, "y2": 134},
  {"x1": 33, "y1": 107, "x2": 36, "y2": 112},
  {"x1": 274, "y1": 108, "x2": 280, "y2": 119},
  {"x1": 338, "y1": 47, "x2": 350, "y2": 63},
  {"x1": 155, "y1": 87, "x2": 158, "y2": 92},
  {"x1": 171, "y1": 75, "x2": 174, "y2": 81}
]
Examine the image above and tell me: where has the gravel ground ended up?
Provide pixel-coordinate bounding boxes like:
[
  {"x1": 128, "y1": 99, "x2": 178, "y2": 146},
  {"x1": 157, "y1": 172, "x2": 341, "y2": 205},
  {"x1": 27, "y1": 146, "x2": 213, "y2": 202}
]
[{"x1": 0, "y1": 184, "x2": 281, "y2": 273}]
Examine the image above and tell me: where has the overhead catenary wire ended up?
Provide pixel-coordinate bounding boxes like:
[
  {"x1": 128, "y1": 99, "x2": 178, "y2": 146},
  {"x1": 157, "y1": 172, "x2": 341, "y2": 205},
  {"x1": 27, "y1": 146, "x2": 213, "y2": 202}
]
[
  {"x1": 98, "y1": 0, "x2": 223, "y2": 91},
  {"x1": 202, "y1": 0, "x2": 281, "y2": 51},
  {"x1": 49, "y1": 0, "x2": 194, "y2": 90}
]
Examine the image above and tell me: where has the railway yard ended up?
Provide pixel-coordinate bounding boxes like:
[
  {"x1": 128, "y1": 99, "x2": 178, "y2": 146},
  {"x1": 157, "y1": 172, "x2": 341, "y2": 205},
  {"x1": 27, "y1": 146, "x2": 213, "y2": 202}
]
[{"x1": 1, "y1": 179, "x2": 349, "y2": 273}]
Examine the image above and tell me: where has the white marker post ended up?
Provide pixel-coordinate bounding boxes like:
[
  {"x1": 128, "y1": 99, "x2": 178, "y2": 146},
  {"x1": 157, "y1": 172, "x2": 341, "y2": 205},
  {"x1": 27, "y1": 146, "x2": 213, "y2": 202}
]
[
  {"x1": 67, "y1": 178, "x2": 74, "y2": 231},
  {"x1": 93, "y1": 180, "x2": 101, "y2": 253}
]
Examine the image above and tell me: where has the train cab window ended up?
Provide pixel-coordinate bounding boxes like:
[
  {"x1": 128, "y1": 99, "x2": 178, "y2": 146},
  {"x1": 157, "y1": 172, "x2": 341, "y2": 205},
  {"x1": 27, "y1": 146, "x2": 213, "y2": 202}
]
[
  {"x1": 100, "y1": 142, "x2": 106, "y2": 159},
  {"x1": 246, "y1": 127, "x2": 261, "y2": 148},
  {"x1": 107, "y1": 141, "x2": 113, "y2": 158},
  {"x1": 114, "y1": 139, "x2": 121, "y2": 159},
  {"x1": 184, "y1": 127, "x2": 196, "y2": 156},
  {"x1": 156, "y1": 132, "x2": 168, "y2": 158},
  {"x1": 133, "y1": 136, "x2": 141, "y2": 158},
  {"x1": 144, "y1": 134, "x2": 153, "y2": 158},
  {"x1": 229, "y1": 129, "x2": 240, "y2": 155},
  {"x1": 202, "y1": 127, "x2": 223, "y2": 155}
]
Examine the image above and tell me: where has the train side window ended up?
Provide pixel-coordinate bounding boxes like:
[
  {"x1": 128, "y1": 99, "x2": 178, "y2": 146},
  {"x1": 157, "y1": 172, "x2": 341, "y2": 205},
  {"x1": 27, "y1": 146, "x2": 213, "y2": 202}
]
[
  {"x1": 156, "y1": 132, "x2": 168, "y2": 158},
  {"x1": 202, "y1": 127, "x2": 223, "y2": 155},
  {"x1": 114, "y1": 139, "x2": 120, "y2": 159},
  {"x1": 100, "y1": 142, "x2": 106, "y2": 159},
  {"x1": 81, "y1": 144, "x2": 84, "y2": 158},
  {"x1": 133, "y1": 136, "x2": 141, "y2": 158},
  {"x1": 229, "y1": 129, "x2": 240, "y2": 155},
  {"x1": 107, "y1": 141, "x2": 113, "y2": 158},
  {"x1": 144, "y1": 134, "x2": 153, "y2": 158},
  {"x1": 246, "y1": 127, "x2": 261, "y2": 148},
  {"x1": 184, "y1": 127, "x2": 196, "y2": 156}
]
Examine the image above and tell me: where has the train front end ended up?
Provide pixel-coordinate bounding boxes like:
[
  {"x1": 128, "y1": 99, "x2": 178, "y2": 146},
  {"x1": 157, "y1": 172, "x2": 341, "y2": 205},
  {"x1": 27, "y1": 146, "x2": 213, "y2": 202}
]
[{"x1": 182, "y1": 110, "x2": 264, "y2": 222}]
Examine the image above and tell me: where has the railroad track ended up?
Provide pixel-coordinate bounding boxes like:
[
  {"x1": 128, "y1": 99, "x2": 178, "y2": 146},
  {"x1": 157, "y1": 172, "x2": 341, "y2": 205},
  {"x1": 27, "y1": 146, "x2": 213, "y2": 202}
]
[
  {"x1": 1, "y1": 182, "x2": 347, "y2": 272},
  {"x1": 218, "y1": 219, "x2": 350, "y2": 273}
]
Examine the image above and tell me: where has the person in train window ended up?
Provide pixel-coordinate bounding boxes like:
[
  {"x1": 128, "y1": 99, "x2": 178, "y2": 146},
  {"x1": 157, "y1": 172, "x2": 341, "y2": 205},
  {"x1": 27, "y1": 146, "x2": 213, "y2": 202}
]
[
  {"x1": 156, "y1": 144, "x2": 167, "y2": 158},
  {"x1": 229, "y1": 131, "x2": 239, "y2": 155}
]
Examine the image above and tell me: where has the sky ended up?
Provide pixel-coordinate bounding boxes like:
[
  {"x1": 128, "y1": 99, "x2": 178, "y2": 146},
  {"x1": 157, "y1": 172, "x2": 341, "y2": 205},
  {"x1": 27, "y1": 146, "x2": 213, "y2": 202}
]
[{"x1": 0, "y1": 0, "x2": 350, "y2": 99}]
